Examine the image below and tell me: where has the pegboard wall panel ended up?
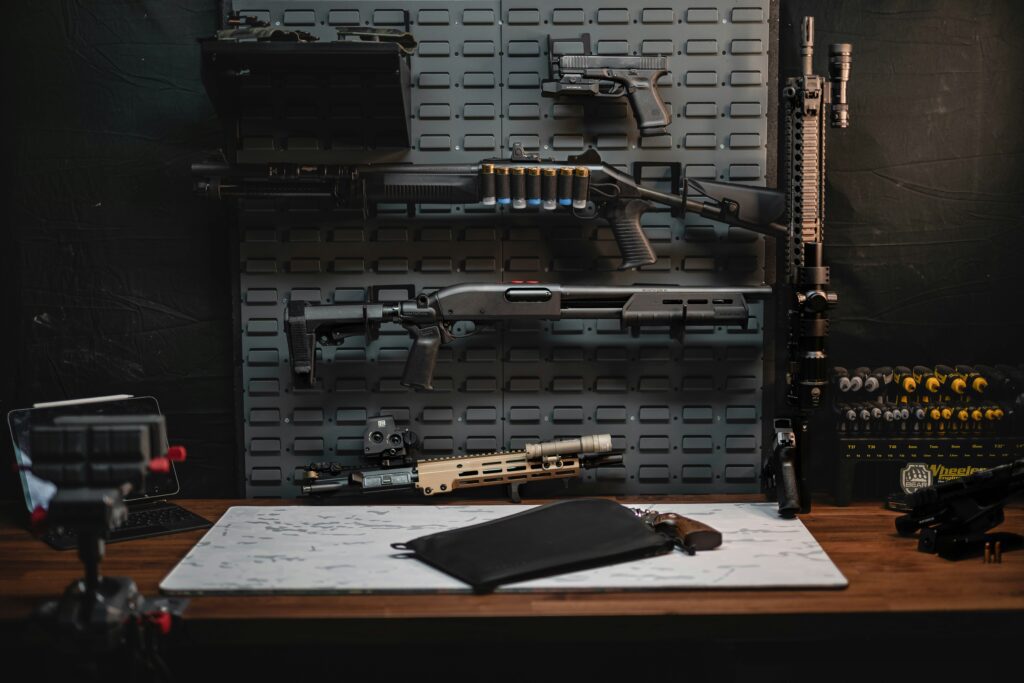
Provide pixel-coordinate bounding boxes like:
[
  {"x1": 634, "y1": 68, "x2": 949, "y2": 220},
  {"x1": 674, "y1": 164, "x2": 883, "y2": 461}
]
[{"x1": 232, "y1": 0, "x2": 775, "y2": 497}]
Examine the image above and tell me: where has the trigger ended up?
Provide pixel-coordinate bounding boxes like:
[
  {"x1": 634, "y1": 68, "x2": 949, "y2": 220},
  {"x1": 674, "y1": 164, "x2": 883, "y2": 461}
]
[
  {"x1": 439, "y1": 324, "x2": 458, "y2": 342},
  {"x1": 661, "y1": 528, "x2": 696, "y2": 556},
  {"x1": 654, "y1": 521, "x2": 693, "y2": 555},
  {"x1": 596, "y1": 83, "x2": 626, "y2": 98}
]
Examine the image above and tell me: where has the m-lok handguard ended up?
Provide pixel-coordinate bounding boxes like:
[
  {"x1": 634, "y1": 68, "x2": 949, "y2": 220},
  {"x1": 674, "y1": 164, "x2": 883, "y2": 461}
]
[{"x1": 300, "y1": 431, "x2": 623, "y2": 499}]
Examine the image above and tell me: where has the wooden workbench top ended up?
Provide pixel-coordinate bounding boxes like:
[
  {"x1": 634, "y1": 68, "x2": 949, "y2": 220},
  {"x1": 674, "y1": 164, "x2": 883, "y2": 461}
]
[{"x1": 1, "y1": 498, "x2": 1021, "y2": 639}]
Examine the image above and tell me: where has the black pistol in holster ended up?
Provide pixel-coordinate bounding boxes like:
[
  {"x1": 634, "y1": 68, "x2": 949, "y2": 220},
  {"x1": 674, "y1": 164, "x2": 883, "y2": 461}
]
[{"x1": 542, "y1": 34, "x2": 671, "y2": 136}]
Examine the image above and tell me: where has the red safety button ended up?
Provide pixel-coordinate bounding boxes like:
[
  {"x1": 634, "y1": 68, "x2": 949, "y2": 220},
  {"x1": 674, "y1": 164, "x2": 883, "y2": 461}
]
[
  {"x1": 149, "y1": 457, "x2": 171, "y2": 474},
  {"x1": 166, "y1": 446, "x2": 187, "y2": 462}
]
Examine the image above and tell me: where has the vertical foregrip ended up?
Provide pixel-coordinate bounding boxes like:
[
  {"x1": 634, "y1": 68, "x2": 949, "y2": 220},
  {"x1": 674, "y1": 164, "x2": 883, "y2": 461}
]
[
  {"x1": 606, "y1": 199, "x2": 657, "y2": 270},
  {"x1": 401, "y1": 325, "x2": 443, "y2": 390}
]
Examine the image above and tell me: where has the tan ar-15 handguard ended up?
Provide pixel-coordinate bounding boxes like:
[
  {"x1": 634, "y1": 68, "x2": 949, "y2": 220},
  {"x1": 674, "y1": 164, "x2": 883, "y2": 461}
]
[{"x1": 415, "y1": 434, "x2": 615, "y2": 496}]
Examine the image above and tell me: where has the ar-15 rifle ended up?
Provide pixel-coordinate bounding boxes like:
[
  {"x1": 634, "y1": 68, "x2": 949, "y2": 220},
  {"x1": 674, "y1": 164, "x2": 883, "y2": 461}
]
[
  {"x1": 764, "y1": 18, "x2": 851, "y2": 518},
  {"x1": 895, "y1": 459, "x2": 1024, "y2": 559},
  {"x1": 286, "y1": 283, "x2": 764, "y2": 390},
  {"x1": 193, "y1": 144, "x2": 787, "y2": 270},
  {"x1": 541, "y1": 33, "x2": 671, "y2": 136},
  {"x1": 300, "y1": 420, "x2": 621, "y2": 502}
]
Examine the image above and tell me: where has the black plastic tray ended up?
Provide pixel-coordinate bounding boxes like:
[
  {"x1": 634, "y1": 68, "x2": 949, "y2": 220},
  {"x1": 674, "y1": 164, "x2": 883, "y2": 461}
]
[{"x1": 201, "y1": 40, "x2": 412, "y2": 161}]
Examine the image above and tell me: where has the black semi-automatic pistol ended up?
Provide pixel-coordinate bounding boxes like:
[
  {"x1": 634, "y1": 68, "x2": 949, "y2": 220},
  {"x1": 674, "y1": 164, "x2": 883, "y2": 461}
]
[{"x1": 542, "y1": 34, "x2": 670, "y2": 136}]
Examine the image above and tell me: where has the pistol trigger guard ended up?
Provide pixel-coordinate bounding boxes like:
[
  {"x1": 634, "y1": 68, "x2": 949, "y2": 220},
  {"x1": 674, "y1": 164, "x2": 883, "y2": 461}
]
[
  {"x1": 439, "y1": 323, "x2": 458, "y2": 343},
  {"x1": 571, "y1": 204, "x2": 599, "y2": 220},
  {"x1": 651, "y1": 521, "x2": 692, "y2": 555},
  {"x1": 595, "y1": 82, "x2": 626, "y2": 98}
]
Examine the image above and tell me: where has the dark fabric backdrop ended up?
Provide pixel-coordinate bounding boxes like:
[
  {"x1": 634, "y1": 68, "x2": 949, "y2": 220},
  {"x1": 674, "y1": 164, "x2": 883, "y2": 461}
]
[
  {"x1": 783, "y1": 0, "x2": 1024, "y2": 367},
  {"x1": 3, "y1": 1, "x2": 1022, "y2": 501},
  {"x1": 1, "y1": 1, "x2": 236, "y2": 500}
]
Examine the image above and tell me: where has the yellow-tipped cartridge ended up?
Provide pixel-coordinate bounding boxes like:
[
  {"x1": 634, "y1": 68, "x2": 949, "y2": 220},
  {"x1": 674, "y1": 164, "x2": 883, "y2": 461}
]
[{"x1": 480, "y1": 163, "x2": 496, "y2": 206}]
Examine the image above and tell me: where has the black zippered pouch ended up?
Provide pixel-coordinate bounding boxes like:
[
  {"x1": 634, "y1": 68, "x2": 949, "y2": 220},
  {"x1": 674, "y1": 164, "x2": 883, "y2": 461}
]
[{"x1": 392, "y1": 498, "x2": 675, "y2": 593}]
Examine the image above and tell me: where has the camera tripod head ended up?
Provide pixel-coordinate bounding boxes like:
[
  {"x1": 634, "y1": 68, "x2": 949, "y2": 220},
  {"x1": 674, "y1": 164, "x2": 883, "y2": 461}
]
[{"x1": 29, "y1": 414, "x2": 188, "y2": 663}]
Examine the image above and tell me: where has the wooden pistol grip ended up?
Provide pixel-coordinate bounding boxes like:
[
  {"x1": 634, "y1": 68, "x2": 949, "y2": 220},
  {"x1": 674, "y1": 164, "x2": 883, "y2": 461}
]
[{"x1": 654, "y1": 513, "x2": 723, "y2": 551}]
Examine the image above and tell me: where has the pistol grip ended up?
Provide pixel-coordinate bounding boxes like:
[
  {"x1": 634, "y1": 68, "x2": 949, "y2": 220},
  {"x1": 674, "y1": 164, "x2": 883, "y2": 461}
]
[
  {"x1": 401, "y1": 325, "x2": 442, "y2": 390},
  {"x1": 607, "y1": 199, "x2": 657, "y2": 270},
  {"x1": 654, "y1": 513, "x2": 723, "y2": 552},
  {"x1": 626, "y1": 80, "x2": 670, "y2": 135},
  {"x1": 774, "y1": 444, "x2": 801, "y2": 519}
]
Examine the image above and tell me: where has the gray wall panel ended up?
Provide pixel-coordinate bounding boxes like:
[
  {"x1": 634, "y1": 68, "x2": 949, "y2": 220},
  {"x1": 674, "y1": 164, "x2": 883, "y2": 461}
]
[{"x1": 232, "y1": 0, "x2": 774, "y2": 497}]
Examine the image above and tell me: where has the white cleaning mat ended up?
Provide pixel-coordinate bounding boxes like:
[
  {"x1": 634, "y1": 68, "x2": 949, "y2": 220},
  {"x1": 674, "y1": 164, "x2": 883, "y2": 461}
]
[{"x1": 160, "y1": 502, "x2": 847, "y2": 594}]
